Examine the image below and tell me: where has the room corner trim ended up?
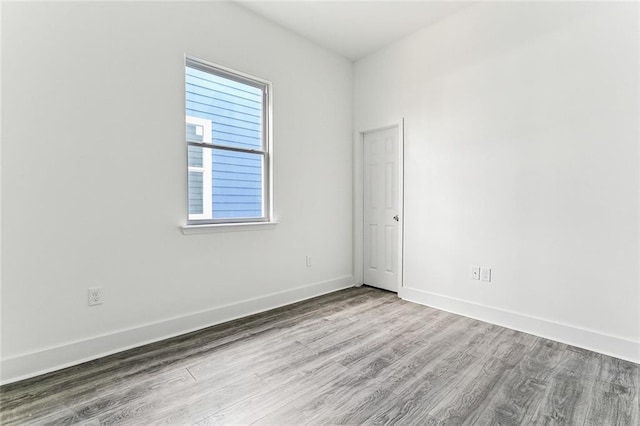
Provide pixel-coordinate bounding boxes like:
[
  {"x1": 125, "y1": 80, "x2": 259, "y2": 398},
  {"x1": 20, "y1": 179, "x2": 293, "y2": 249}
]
[
  {"x1": 0, "y1": 275, "x2": 354, "y2": 385},
  {"x1": 399, "y1": 286, "x2": 640, "y2": 364}
]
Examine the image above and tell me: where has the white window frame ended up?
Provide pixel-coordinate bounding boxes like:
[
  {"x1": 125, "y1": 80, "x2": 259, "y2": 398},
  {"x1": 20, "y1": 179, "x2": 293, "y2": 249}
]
[
  {"x1": 185, "y1": 56, "x2": 273, "y2": 226},
  {"x1": 186, "y1": 116, "x2": 212, "y2": 220}
]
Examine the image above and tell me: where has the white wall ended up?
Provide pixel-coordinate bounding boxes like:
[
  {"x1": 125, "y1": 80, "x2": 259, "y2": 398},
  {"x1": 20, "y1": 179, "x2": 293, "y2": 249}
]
[
  {"x1": 354, "y1": 2, "x2": 639, "y2": 362},
  {"x1": 1, "y1": 1, "x2": 353, "y2": 382}
]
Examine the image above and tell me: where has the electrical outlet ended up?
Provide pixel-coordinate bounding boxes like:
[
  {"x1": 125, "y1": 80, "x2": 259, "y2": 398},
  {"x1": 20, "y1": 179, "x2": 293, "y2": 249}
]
[
  {"x1": 481, "y1": 267, "x2": 492, "y2": 282},
  {"x1": 470, "y1": 266, "x2": 480, "y2": 280},
  {"x1": 305, "y1": 256, "x2": 312, "y2": 267},
  {"x1": 88, "y1": 287, "x2": 103, "y2": 306}
]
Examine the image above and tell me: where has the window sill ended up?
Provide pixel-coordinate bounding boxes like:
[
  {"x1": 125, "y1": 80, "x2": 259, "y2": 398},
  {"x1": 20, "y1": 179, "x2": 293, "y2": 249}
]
[{"x1": 180, "y1": 221, "x2": 279, "y2": 235}]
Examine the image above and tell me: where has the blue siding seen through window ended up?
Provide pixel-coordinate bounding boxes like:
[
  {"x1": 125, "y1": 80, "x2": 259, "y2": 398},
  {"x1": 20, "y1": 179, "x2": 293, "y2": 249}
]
[
  {"x1": 186, "y1": 67, "x2": 263, "y2": 150},
  {"x1": 186, "y1": 64, "x2": 265, "y2": 220},
  {"x1": 213, "y1": 149, "x2": 262, "y2": 218}
]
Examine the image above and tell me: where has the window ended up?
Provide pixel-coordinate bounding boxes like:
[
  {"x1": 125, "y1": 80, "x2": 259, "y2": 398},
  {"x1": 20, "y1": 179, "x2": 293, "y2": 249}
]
[{"x1": 185, "y1": 57, "x2": 271, "y2": 224}]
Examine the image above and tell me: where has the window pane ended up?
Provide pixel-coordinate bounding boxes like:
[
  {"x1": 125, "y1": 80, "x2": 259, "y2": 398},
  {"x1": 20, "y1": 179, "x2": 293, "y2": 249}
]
[
  {"x1": 186, "y1": 66, "x2": 263, "y2": 150},
  {"x1": 188, "y1": 171, "x2": 204, "y2": 215},
  {"x1": 212, "y1": 149, "x2": 263, "y2": 219},
  {"x1": 188, "y1": 145, "x2": 203, "y2": 168},
  {"x1": 186, "y1": 122, "x2": 205, "y2": 143}
]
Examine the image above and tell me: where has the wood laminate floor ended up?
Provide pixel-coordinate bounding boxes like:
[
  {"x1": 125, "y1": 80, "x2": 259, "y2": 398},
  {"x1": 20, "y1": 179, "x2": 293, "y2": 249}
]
[{"x1": 1, "y1": 286, "x2": 638, "y2": 425}]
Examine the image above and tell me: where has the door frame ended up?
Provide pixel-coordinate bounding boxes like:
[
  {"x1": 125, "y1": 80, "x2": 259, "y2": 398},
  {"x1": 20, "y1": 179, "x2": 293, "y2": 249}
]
[{"x1": 353, "y1": 119, "x2": 405, "y2": 293}]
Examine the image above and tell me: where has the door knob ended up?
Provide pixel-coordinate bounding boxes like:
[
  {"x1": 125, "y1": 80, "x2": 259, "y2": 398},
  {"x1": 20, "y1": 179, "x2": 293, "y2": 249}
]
[{"x1": 393, "y1": 215, "x2": 399, "y2": 222}]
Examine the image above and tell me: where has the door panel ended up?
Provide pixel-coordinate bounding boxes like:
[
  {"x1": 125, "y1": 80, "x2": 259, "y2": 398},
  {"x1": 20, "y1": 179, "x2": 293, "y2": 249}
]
[{"x1": 363, "y1": 127, "x2": 400, "y2": 292}]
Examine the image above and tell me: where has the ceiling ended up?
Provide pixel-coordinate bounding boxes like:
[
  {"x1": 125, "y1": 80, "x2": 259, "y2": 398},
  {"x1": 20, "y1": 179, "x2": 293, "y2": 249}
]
[{"x1": 236, "y1": 1, "x2": 476, "y2": 61}]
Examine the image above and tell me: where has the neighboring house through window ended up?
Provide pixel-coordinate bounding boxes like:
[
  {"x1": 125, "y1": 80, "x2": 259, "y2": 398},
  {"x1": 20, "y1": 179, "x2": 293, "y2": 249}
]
[{"x1": 185, "y1": 57, "x2": 271, "y2": 224}]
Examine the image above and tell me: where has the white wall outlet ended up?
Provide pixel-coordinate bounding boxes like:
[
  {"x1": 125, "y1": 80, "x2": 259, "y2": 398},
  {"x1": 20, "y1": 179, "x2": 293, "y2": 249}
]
[
  {"x1": 481, "y1": 267, "x2": 492, "y2": 282},
  {"x1": 470, "y1": 266, "x2": 480, "y2": 280},
  {"x1": 305, "y1": 256, "x2": 312, "y2": 267},
  {"x1": 88, "y1": 287, "x2": 103, "y2": 306}
]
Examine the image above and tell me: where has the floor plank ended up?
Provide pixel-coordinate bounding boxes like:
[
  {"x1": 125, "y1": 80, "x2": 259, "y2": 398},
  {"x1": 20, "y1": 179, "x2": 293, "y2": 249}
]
[{"x1": 463, "y1": 338, "x2": 566, "y2": 425}]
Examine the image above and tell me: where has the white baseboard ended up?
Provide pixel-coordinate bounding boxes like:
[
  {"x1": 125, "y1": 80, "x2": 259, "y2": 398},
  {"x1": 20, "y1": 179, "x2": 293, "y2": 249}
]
[
  {"x1": 399, "y1": 286, "x2": 640, "y2": 364},
  {"x1": 1, "y1": 276, "x2": 354, "y2": 385}
]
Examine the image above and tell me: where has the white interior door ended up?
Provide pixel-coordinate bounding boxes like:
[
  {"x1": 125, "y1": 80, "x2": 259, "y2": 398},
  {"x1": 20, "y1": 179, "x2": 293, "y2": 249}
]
[{"x1": 363, "y1": 126, "x2": 401, "y2": 292}]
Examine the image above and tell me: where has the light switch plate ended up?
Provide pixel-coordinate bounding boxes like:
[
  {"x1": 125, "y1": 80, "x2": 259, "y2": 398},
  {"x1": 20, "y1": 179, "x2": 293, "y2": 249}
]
[{"x1": 481, "y1": 267, "x2": 492, "y2": 282}]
